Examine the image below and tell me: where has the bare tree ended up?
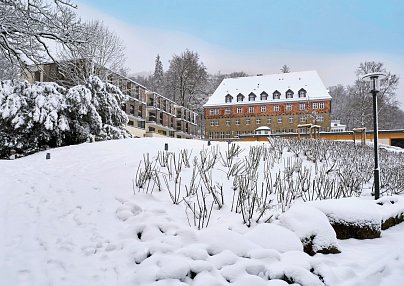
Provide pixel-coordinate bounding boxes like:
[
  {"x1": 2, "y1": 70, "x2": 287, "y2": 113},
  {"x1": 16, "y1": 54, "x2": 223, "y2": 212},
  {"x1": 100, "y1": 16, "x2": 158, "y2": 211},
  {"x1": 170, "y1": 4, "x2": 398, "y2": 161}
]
[
  {"x1": 0, "y1": 54, "x2": 20, "y2": 80},
  {"x1": 57, "y1": 20, "x2": 127, "y2": 84},
  {"x1": 0, "y1": 0, "x2": 82, "y2": 69},
  {"x1": 280, "y1": 64, "x2": 291, "y2": 73},
  {"x1": 164, "y1": 49, "x2": 208, "y2": 109}
]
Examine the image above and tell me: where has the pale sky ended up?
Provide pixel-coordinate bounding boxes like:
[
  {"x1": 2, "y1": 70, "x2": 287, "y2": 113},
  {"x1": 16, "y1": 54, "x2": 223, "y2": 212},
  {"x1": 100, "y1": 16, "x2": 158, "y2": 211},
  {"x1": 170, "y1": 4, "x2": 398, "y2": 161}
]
[{"x1": 76, "y1": 0, "x2": 404, "y2": 107}]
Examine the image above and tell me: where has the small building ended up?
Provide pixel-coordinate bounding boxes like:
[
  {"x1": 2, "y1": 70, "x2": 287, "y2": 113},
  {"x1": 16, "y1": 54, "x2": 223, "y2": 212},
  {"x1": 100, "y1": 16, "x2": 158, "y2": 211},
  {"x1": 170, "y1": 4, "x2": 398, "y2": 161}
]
[
  {"x1": 255, "y1": 126, "x2": 271, "y2": 135},
  {"x1": 330, "y1": 120, "x2": 346, "y2": 132}
]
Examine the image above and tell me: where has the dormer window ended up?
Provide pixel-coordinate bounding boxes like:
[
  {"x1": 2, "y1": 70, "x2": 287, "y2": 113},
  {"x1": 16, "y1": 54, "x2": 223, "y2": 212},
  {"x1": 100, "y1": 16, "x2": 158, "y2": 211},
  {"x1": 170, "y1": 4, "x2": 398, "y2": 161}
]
[
  {"x1": 298, "y1": 88, "x2": 307, "y2": 98},
  {"x1": 237, "y1": 93, "x2": 244, "y2": 102},
  {"x1": 248, "y1": 92, "x2": 256, "y2": 101},
  {"x1": 286, "y1": 89, "x2": 294, "y2": 99},
  {"x1": 273, "y1": 90, "x2": 281, "y2": 100},
  {"x1": 260, "y1": 91, "x2": 268, "y2": 100},
  {"x1": 225, "y1": 94, "x2": 233, "y2": 103}
]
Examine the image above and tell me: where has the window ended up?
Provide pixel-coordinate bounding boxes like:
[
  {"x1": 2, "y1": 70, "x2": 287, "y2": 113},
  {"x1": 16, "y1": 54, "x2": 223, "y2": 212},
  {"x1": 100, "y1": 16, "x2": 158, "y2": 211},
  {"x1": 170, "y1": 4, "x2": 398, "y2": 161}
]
[
  {"x1": 220, "y1": 132, "x2": 224, "y2": 139},
  {"x1": 319, "y1": 102, "x2": 325, "y2": 109},
  {"x1": 286, "y1": 89, "x2": 294, "y2": 98},
  {"x1": 248, "y1": 106, "x2": 254, "y2": 113},
  {"x1": 248, "y1": 92, "x2": 256, "y2": 101},
  {"x1": 237, "y1": 93, "x2": 244, "y2": 102},
  {"x1": 215, "y1": 120, "x2": 219, "y2": 126},
  {"x1": 317, "y1": 115, "x2": 324, "y2": 122},
  {"x1": 236, "y1": 119, "x2": 240, "y2": 125},
  {"x1": 225, "y1": 94, "x2": 233, "y2": 103},
  {"x1": 299, "y1": 103, "x2": 305, "y2": 110},
  {"x1": 260, "y1": 92, "x2": 268, "y2": 100},
  {"x1": 226, "y1": 120, "x2": 231, "y2": 126},
  {"x1": 288, "y1": 117, "x2": 294, "y2": 124},
  {"x1": 210, "y1": 120, "x2": 214, "y2": 126},
  {"x1": 129, "y1": 104, "x2": 135, "y2": 114},
  {"x1": 209, "y1": 109, "x2": 215, "y2": 115},
  {"x1": 225, "y1": 107, "x2": 231, "y2": 114},
  {"x1": 237, "y1": 107, "x2": 242, "y2": 114},
  {"x1": 256, "y1": 118, "x2": 261, "y2": 124},
  {"x1": 278, "y1": 117, "x2": 282, "y2": 124},
  {"x1": 267, "y1": 118, "x2": 272, "y2": 124},
  {"x1": 226, "y1": 131, "x2": 231, "y2": 138},
  {"x1": 313, "y1": 102, "x2": 319, "y2": 109},
  {"x1": 208, "y1": 133, "x2": 213, "y2": 139},
  {"x1": 286, "y1": 104, "x2": 292, "y2": 111},
  {"x1": 261, "y1": 106, "x2": 266, "y2": 112},
  {"x1": 300, "y1": 116, "x2": 306, "y2": 123},
  {"x1": 274, "y1": 105, "x2": 280, "y2": 112},
  {"x1": 236, "y1": 131, "x2": 241, "y2": 137},
  {"x1": 299, "y1": 89, "x2": 307, "y2": 98},
  {"x1": 273, "y1": 91, "x2": 281, "y2": 99},
  {"x1": 246, "y1": 118, "x2": 251, "y2": 125},
  {"x1": 128, "y1": 120, "x2": 134, "y2": 126},
  {"x1": 215, "y1": 109, "x2": 219, "y2": 115}
]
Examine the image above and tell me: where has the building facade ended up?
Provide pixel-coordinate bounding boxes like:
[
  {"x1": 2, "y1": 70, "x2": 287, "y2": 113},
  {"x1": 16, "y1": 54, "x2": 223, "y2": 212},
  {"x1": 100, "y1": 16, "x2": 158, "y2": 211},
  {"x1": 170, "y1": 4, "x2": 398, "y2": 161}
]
[
  {"x1": 25, "y1": 63, "x2": 198, "y2": 139},
  {"x1": 203, "y1": 71, "x2": 332, "y2": 140}
]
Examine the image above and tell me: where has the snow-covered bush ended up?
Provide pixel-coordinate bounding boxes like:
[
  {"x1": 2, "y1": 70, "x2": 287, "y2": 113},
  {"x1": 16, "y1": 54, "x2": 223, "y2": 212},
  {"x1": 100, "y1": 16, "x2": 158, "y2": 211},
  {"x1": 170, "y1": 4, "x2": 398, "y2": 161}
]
[{"x1": 0, "y1": 76, "x2": 130, "y2": 158}]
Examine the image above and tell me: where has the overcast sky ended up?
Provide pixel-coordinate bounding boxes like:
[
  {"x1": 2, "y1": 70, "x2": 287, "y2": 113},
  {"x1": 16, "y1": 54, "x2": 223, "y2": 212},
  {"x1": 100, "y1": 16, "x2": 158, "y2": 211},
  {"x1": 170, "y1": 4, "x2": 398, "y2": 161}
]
[{"x1": 76, "y1": 0, "x2": 404, "y2": 107}]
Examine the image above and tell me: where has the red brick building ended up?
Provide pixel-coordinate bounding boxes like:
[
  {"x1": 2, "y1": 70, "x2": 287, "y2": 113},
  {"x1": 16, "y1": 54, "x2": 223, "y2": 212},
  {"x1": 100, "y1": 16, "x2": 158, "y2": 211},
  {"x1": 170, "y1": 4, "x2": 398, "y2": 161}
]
[{"x1": 203, "y1": 71, "x2": 332, "y2": 140}]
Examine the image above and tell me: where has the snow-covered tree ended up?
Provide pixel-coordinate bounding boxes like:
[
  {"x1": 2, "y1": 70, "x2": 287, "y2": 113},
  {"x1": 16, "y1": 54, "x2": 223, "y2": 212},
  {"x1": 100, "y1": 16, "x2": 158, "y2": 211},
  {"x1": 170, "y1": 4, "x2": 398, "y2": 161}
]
[
  {"x1": 57, "y1": 20, "x2": 127, "y2": 85},
  {"x1": 0, "y1": 0, "x2": 82, "y2": 69},
  {"x1": 164, "y1": 50, "x2": 208, "y2": 109},
  {"x1": 0, "y1": 76, "x2": 130, "y2": 158}
]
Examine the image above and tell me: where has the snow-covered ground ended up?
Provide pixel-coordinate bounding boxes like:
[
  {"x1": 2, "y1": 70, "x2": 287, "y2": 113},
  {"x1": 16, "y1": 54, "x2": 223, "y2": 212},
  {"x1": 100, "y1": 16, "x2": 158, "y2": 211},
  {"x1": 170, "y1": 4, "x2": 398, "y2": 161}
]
[{"x1": 1, "y1": 138, "x2": 403, "y2": 285}]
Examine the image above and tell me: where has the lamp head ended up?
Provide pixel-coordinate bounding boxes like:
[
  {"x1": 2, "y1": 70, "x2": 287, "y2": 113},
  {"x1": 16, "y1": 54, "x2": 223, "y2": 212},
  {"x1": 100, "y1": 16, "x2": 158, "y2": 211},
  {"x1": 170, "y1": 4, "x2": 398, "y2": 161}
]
[{"x1": 362, "y1": 72, "x2": 387, "y2": 92}]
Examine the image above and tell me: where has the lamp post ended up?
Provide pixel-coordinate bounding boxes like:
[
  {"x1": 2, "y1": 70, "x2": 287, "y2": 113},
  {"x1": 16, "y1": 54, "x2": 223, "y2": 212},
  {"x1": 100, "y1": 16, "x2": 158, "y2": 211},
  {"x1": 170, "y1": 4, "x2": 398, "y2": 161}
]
[{"x1": 362, "y1": 72, "x2": 387, "y2": 200}]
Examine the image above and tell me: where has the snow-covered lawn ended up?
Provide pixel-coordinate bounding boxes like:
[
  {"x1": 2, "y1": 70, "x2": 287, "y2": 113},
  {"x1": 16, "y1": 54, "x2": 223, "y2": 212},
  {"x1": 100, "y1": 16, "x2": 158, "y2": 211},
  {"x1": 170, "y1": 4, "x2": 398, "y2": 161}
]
[{"x1": 1, "y1": 138, "x2": 403, "y2": 285}]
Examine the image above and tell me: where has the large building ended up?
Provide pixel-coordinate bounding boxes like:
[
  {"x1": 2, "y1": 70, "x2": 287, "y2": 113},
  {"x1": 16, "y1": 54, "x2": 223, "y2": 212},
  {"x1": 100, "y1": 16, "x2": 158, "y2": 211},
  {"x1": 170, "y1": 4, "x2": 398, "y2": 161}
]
[
  {"x1": 203, "y1": 71, "x2": 332, "y2": 140},
  {"x1": 25, "y1": 63, "x2": 198, "y2": 139}
]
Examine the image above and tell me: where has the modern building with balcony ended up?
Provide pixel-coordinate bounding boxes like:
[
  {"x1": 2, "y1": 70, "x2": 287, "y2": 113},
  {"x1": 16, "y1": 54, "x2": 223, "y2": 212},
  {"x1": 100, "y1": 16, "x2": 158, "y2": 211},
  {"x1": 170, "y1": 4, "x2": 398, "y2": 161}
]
[{"x1": 25, "y1": 62, "x2": 198, "y2": 139}]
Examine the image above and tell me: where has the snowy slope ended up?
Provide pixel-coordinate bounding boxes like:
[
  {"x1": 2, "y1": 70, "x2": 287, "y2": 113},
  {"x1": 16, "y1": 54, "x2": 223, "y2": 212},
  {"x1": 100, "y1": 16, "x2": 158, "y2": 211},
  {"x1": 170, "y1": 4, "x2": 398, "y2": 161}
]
[{"x1": 1, "y1": 138, "x2": 404, "y2": 286}]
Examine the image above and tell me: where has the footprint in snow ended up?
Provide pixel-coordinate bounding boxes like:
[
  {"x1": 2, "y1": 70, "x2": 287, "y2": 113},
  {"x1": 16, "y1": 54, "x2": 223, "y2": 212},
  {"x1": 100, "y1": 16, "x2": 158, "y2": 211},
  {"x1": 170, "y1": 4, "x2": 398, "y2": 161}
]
[{"x1": 116, "y1": 202, "x2": 142, "y2": 221}]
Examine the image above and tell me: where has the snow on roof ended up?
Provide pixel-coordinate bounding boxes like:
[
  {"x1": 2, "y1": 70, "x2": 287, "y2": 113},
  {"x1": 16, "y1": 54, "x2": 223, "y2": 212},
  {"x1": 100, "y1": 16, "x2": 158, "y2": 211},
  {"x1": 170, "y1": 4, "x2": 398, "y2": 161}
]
[
  {"x1": 256, "y1": 126, "x2": 271, "y2": 131},
  {"x1": 204, "y1": 70, "x2": 331, "y2": 107}
]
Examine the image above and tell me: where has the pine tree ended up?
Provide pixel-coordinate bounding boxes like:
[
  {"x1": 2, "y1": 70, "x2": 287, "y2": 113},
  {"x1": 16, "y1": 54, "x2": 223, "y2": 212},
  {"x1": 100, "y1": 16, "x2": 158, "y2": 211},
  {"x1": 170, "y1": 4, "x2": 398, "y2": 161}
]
[{"x1": 152, "y1": 54, "x2": 164, "y2": 94}]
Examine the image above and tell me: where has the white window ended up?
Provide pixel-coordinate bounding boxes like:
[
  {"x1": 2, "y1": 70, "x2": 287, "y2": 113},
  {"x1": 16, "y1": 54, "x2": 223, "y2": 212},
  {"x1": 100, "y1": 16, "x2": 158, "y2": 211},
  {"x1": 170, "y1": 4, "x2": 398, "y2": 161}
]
[
  {"x1": 261, "y1": 106, "x2": 266, "y2": 112},
  {"x1": 267, "y1": 118, "x2": 272, "y2": 124},
  {"x1": 215, "y1": 120, "x2": 219, "y2": 126},
  {"x1": 226, "y1": 131, "x2": 231, "y2": 138},
  {"x1": 300, "y1": 116, "x2": 306, "y2": 123},
  {"x1": 317, "y1": 115, "x2": 324, "y2": 122},
  {"x1": 237, "y1": 107, "x2": 242, "y2": 114},
  {"x1": 249, "y1": 106, "x2": 254, "y2": 113},
  {"x1": 220, "y1": 132, "x2": 224, "y2": 139},
  {"x1": 210, "y1": 120, "x2": 214, "y2": 126},
  {"x1": 299, "y1": 103, "x2": 305, "y2": 110},
  {"x1": 256, "y1": 118, "x2": 261, "y2": 124},
  {"x1": 209, "y1": 109, "x2": 215, "y2": 115},
  {"x1": 236, "y1": 119, "x2": 240, "y2": 125},
  {"x1": 313, "y1": 102, "x2": 319, "y2": 109},
  {"x1": 319, "y1": 102, "x2": 325, "y2": 109},
  {"x1": 246, "y1": 118, "x2": 251, "y2": 125},
  {"x1": 274, "y1": 105, "x2": 280, "y2": 112},
  {"x1": 225, "y1": 107, "x2": 231, "y2": 114},
  {"x1": 286, "y1": 91, "x2": 293, "y2": 98},
  {"x1": 289, "y1": 117, "x2": 294, "y2": 123},
  {"x1": 226, "y1": 120, "x2": 231, "y2": 126},
  {"x1": 278, "y1": 117, "x2": 282, "y2": 124},
  {"x1": 286, "y1": 104, "x2": 292, "y2": 111},
  {"x1": 208, "y1": 133, "x2": 213, "y2": 139}
]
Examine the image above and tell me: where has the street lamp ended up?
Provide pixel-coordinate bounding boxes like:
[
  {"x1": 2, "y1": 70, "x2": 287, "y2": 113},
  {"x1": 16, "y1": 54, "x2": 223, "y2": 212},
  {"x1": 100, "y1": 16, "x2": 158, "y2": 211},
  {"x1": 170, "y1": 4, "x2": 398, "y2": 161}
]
[{"x1": 362, "y1": 72, "x2": 387, "y2": 200}]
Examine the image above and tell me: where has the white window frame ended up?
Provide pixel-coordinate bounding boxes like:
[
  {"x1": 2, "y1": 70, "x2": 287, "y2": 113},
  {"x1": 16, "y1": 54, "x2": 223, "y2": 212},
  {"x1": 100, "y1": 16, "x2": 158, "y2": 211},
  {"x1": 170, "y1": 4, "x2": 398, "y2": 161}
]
[
  {"x1": 225, "y1": 120, "x2": 231, "y2": 126},
  {"x1": 286, "y1": 104, "x2": 292, "y2": 111},
  {"x1": 299, "y1": 103, "x2": 305, "y2": 110},
  {"x1": 313, "y1": 102, "x2": 319, "y2": 109},
  {"x1": 274, "y1": 105, "x2": 280, "y2": 112},
  {"x1": 288, "y1": 117, "x2": 294, "y2": 124},
  {"x1": 248, "y1": 106, "x2": 254, "y2": 113},
  {"x1": 225, "y1": 107, "x2": 231, "y2": 114},
  {"x1": 277, "y1": 117, "x2": 282, "y2": 124},
  {"x1": 319, "y1": 102, "x2": 325, "y2": 109},
  {"x1": 267, "y1": 118, "x2": 272, "y2": 124},
  {"x1": 236, "y1": 119, "x2": 240, "y2": 125},
  {"x1": 256, "y1": 118, "x2": 261, "y2": 124},
  {"x1": 261, "y1": 105, "x2": 266, "y2": 112},
  {"x1": 246, "y1": 118, "x2": 251, "y2": 125},
  {"x1": 210, "y1": 120, "x2": 214, "y2": 126},
  {"x1": 237, "y1": 107, "x2": 242, "y2": 114}
]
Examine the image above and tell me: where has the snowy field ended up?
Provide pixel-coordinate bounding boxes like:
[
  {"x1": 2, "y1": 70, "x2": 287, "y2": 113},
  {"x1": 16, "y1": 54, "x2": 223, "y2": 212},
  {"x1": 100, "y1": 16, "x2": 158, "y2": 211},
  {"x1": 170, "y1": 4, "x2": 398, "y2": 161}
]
[{"x1": 1, "y1": 138, "x2": 404, "y2": 286}]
